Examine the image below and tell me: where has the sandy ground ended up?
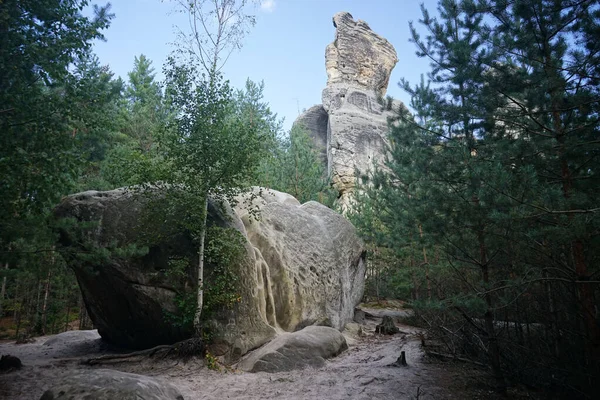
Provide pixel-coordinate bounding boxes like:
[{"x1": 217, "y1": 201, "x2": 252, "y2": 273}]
[{"x1": 0, "y1": 304, "x2": 507, "y2": 400}]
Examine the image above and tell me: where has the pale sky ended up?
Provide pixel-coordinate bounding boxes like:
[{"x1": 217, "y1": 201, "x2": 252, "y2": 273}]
[{"x1": 91, "y1": 0, "x2": 440, "y2": 131}]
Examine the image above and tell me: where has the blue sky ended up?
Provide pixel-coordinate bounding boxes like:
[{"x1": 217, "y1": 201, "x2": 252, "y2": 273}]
[{"x1": 92, "y1": 0, "x2": 440, "y2": 131}]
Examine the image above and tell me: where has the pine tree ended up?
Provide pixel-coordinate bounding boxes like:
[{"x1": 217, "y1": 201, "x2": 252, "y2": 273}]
[
  {"x1": 99, "y1": 55, "x2": 169, "y2": 188},
  {"x1": 359, "y1": 0, "x2": 600, "y2": 394},
  {"x1": 257, "y1": 124, "x2": 335, "y2": 206},
  {"x1": 0, "y1": 0, "x2": 113, "y2": 243},
  {"x1": 0, "y1": 0, "x2": 113, "y2": 339},
  {"x1": 123, "y1": 54, "x2": 164, "y2": 152}
]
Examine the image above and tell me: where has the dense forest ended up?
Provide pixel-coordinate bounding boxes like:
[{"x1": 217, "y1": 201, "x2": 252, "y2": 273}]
[
  {"x1": 349, "y1": 0, "x2": 600, "y2": 397},
  {"x1": 1, "y1": 0, "x2": 599, "y2": 398}
]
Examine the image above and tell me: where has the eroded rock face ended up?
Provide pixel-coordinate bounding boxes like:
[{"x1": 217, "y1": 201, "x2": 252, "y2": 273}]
[
  {"x1": 238, "y1": 326, "x2": 348, "y2": 373},
  {"x1": 40, "y1": 369, "x2": 184, "y2": 400},
  {"x1": 293, "y1": 12, "x2": 401, "y2": 211},
  {"x1": 324, "y1": 84, "x2": 398, "y2": 210},
  {"x1": 325, "y1": 12, "x2": 398, "y2": 96},
  {"x1": 55, "y1": 187, "x2": 365, "y2": 362},
  {"x1": 235, "y1": 188, "x2": 365, "y2": 334}
]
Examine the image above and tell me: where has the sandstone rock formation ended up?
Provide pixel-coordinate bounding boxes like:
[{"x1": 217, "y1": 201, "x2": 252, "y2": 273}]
[
  {"x1": 293, "y1": 12, "x2": 401, "y2": 210},
  {"x1": 238, "y1": 326, "x2": 348, "y2": 372},
  {"x1": 40, "y1": 369, "x2": 184, "y2": 400},
  {"x1": 55, "y1": 187, "x2": 365, "y2": 362},
  {"x1": 325, "y1": 12, "x2": 398, "y2": 96}
]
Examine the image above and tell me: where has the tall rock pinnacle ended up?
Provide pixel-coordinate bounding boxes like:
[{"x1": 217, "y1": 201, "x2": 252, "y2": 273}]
[
  {"x1": 325, "y1": 12, "x2": 398, "y2": 97},
  {"x1": 294, "y1": 12, "x2": 400, "y2": 211}
]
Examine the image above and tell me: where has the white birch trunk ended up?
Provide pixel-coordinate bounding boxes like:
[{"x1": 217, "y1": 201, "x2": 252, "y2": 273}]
[{"x1": 193, "y1": 195, "x2": 209, "y2": 335}]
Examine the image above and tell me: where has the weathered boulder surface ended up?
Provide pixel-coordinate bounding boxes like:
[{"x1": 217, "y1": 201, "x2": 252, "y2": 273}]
[
  {"x1": 55, "y1": 187, "x2": 365, "y2": 362},
  {"x1": 40, "y1": 369, "x2": 184, "y2": 400},
  {"x1": 238, "y1": 326, "x2": 348, "y2": 372},
  {"x1": 294, "y1": 12, "x2": 402, "y2": 210},
  {"x1": 43, "y1": 330, "x2": 100, "y2": 347},
  {"x1": 235, "y1": 188, "x2": 365, "y2": 333}
]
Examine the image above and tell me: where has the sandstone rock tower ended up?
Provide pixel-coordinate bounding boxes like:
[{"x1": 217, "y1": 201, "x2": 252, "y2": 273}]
[{"x1": 294, "y1": 12, "x2": 399, "y2": 210}]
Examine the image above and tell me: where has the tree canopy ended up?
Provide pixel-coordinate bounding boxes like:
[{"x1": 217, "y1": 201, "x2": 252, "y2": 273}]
[{"x1": 351, "y1": 0, "x2": 600, "y2": 395}]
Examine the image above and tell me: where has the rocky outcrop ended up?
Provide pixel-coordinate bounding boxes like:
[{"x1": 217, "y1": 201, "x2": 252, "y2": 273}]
[
  {"x1": 325, "y1": 12, "x2": 397, "y2": 96},
  {"x1": 294, "y1": 12, "x2": 401, "y2": 210},
  {"x1": 238, "y1": 326, "x2": 348, "y2": 372},
  {"x1": 55, "y1": 187, "x2": 365, "y2": 362},
  {"x1": 40, "y1": 369, "x2": 184, "y2": 400}
]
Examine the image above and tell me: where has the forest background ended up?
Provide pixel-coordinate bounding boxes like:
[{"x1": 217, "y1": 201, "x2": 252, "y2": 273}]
[{"x1": 1, "y1": 0, "x2": 599, "y2": 398}]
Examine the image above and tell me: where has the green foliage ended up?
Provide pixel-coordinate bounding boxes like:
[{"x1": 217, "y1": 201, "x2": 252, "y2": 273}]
[
  {"x1": 120, "y1": 54, "x2": 165, "y2": 153},
  {"x1": 354, "y1": 0, "x2": 600, "y2": 395},
  {"x1": 205, "y1": 351, "x2": 221, "y2": 371},
  {"x1": 0, "y1": 0, "x2": 284, "y2": 347},
  {"x1": 203, "y1": 227, "x2": 245, "y2": 315},
  {"x1": 70, "y1": 53, "x2": 126, "y2": 191},
  {"x1": 0, "y1": 0, "x2": 114, "y2": 240},
  {"x1": 163, "y1": 226, "x2": 245, "y2": 330},
  {"x1": 257, "y1": 124, "x2": 336, "y2": 206},
  {"x1": 0, "y1": 1, "x2": 118, "y2": 339},
  {"x1": 161, "y1": 59, "x2": 272, "y2": 204},
  {"x1": 233, "y1": 79, "x2": 282, "y2": 154},
  {"x1": 165, "y1": 291, "x2": 197, "y2": 331},
  {"x1": 95, "y1": 54, "x2": 170, "y2": 189}
]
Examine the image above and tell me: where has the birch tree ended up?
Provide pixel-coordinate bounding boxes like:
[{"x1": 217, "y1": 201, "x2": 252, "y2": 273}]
[{"x1": 164, "y1": 0, "x2": 263, "y2": 335}]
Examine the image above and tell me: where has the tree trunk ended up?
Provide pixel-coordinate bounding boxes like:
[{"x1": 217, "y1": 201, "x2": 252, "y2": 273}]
[
  {"x1": 32, "y1": 277, "x2": 42, "y2": 332},
  {"x1": 41, "y1": 268, "x2": 52, "y2": 334},
  {"x1": 545, "y1": 41, "x2": 600, "y2": 384},
  {"x1": 13, "y1": 278, "x2": 19, "y2": 323},
  {"x1": 0, "y1": 263, "x2": 8, "y2": 318},
  {"x1": 64, "y1": 303, "x2": 71, "y2": 332},
  {"x1": 544, "y1": 269, "x2": 561, "y2": 360},
  {"x1": 418, "y1": 225, "x2": 431, "y2": 300},
  {"x1": 479, "y1": 231, "x2": 505, "y2": 394},
  {"x1": 193, "y1": 195, "x2": 209, "y2": 336},
  {"x1": 410, "y1": 254, "x2": 419, "y2": 301},
  {"x1": 78, "y1": 292, "x2": 89, "y2": 330},
  {"x1": 14, "y1": 295, "x2": 23, "y2": 339}
]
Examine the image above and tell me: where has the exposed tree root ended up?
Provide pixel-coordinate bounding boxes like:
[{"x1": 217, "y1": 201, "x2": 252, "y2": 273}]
[{"x1": 84, "y1": 337, "x2": 205, "y2": 365}]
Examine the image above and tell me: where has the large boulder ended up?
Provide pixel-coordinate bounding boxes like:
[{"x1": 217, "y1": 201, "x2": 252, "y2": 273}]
[
  {"x1": 40, "y1": 369, "x2": 184, "y2": 400},
  {"x1": 55, "y1": 187, "x2": 365, "y2": 362},
  {"x1": 293, "y1": 12, "x2": 402, "y2": 211},
  {"x1": 238, "y1": 326, "x2": 348, "y2": 372}
]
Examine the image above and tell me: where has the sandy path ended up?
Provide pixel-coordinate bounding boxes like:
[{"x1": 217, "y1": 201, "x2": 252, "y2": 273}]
[{"x1": 0, "y1": 307, "x2": 498, "y2": 400}]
